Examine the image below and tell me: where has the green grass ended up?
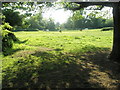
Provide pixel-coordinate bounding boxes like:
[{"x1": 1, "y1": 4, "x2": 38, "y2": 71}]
[
  {"x1": 13, "y1": 29, "x2": 113, "y2": 52},
  {"x1": 2, "y1": 29, "x2": 120, "y2": 88}
]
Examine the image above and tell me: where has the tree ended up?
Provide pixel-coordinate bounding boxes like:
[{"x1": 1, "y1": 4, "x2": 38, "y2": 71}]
[
  {"x1": 25, "y1": 13, "x2": 44, "y2": 30},
  {"x1": 110, "y1": 3, "x2": 120, "y2": 62},
  {"x1": 71, "y1": 10, "x2": 85, "y2": 29},
  {"x1": 85, "y1": 12, "x2": 106, "y2": 28},
  {"x1": 45, "y1": 18, "x2": 56, "y2": 31},
  {"x1": 2, "y1": 9, "x2": 23, "y2": 27},
  {"x1": 63, "y1": 17, "x2": 75, "y2": 29}
]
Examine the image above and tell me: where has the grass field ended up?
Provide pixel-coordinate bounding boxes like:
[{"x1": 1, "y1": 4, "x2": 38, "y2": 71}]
[{"x1": 2, "y1": 29, "x2": 120, "y2": 88}]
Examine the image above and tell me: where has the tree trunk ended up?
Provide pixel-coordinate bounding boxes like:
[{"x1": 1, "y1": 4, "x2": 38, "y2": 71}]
[{"x1": 109, "y1": 3, "x2": 120, "y2": 63}]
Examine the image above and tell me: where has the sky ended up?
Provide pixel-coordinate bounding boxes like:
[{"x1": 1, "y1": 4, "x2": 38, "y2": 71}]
[{"x1": 42, "y1": 7, "x2": 73, "y2": 24}]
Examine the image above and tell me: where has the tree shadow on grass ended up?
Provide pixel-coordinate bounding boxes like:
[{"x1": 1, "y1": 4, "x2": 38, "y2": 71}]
[
  {"x1": 16, "y1": 39, "x2": 28, "y2": 44},
  {"x1": 85, "y1": 50, "x2": 120, "y2": 89},
  {"x1": 2, "y1": 46, "x2": 120, "y2": 89},
  {"x1": 3, "y1": 48, "x2": 22, "y2": 56},
  {"x1": 71, "y1": 46, "x2": 120, "y2": 89},
  {"x1": 3, "y1": 39, "x2": 28, "y2": 56},
  {"x1": 86, "y1": 50, "x2": 120, "y2": 74}
]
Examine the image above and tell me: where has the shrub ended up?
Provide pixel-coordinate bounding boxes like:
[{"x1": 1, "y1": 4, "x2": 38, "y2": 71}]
[
  {"x1": 2, "y1": 30, "x2": 13, "y2": 55},
  {"x1": 1, "y1": 23, "x2": 19, "y2": 56}
]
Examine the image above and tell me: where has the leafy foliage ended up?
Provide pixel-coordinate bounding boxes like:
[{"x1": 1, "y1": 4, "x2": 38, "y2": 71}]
[
  {"x1": 24, "y1": 13, "x2": 44, "y2": 30},
  {"x1": 2, "y1": 9, "x2": 23, "y2": 27},
  {"x1": 2, "y1": 30, "x2": 13, "y2": 56},
  {"x1": 1, "y1": 23, "x2": 13, "y2": 31}
]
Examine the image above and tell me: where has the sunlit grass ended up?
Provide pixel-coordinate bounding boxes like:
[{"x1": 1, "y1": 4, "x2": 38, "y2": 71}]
[{"x1": 14, "y1": 29, "x2": 113, "y2": 53}]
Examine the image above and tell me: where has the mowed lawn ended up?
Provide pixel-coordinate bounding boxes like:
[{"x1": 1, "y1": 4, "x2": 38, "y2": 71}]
[{"x1": 2, "y1": 29, "x2": 120, "y2": 88}]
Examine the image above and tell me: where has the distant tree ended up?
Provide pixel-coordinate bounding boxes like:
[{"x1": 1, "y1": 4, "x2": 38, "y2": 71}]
[
  {"x1": 85, "y1": 12, "x2": 106, "y2": 28},
  {"x1": 45, "y1": 18, "x2": 56, "y2": 31},
  {"x1": 104, "y1": 17, "x2": 113, "y2": 27},
  {"x1": 63, "y1": 17, "x2": 75, "y2": 29},
  {"x1": 25, "y1": 13, "x2": 44, "y2": 30},
  {"x1": 55, "y1": 22, "x2": 60, "y2": 30}
]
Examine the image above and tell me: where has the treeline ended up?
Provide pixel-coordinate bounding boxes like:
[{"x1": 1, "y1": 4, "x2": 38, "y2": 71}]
[
  {"x1": 62, "y1": 10, "x2": 113, "y2": 30},
  {"x1": 20, "y1": 11, "x2": 113, "y2": 31},
  {"x1": 20, "y1": 10, "x2": 113, "y2": 31},
  {"x1": 63, "y1": 17, "x2": 113, "y2": 30}
]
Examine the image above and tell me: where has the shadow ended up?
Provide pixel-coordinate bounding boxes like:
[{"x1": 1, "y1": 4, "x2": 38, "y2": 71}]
[
  {"x1": 15, "y1": 39, "x2": 28, "y2": 44},
  {"x1": 87, "y1": 51, "x2": 120, "y2": 72},
  {"x1": 70, "y1": 46, "x2": 120, "y2": 89},
  {"x1": 85, "y1": 50, "x2": 120, "y2": 87},
  {"x1": 2, "y1": 31, "x2": 28, "y2": 56},
  {"x1": 3, "y1": 48, "x2": 22, "y2": 56},
  {"x1": 101, "y1": 27, "x2": 113, "y2": 31},
  {"x1": 2, "y1": 52, "x2": 91, "y2": 88},
  {"x1": 54, "y1": 48, "x2": 63, "y2": 51},
  {"x1": 13, "y1": 29, "x2": 39, "y2": 32},
  {"x1": 2, "y1": 46, "x2": 120, "y2": 89},
  {"x1": 3, "y1": 39, "x2": 28, "y2": 56}
]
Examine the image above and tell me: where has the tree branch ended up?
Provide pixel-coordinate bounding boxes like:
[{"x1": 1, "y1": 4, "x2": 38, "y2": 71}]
[{"x1": 70, "y1": 2, "x2": 116, "y2": 10}]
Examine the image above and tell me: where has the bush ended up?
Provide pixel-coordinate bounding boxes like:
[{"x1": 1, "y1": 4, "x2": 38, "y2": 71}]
[
  {"x1": 2, "y1": 30, "x2": 13, "y2": 55},
  {"x1": 1, "y1": 23, "x2": 19, "y2": 56}
]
